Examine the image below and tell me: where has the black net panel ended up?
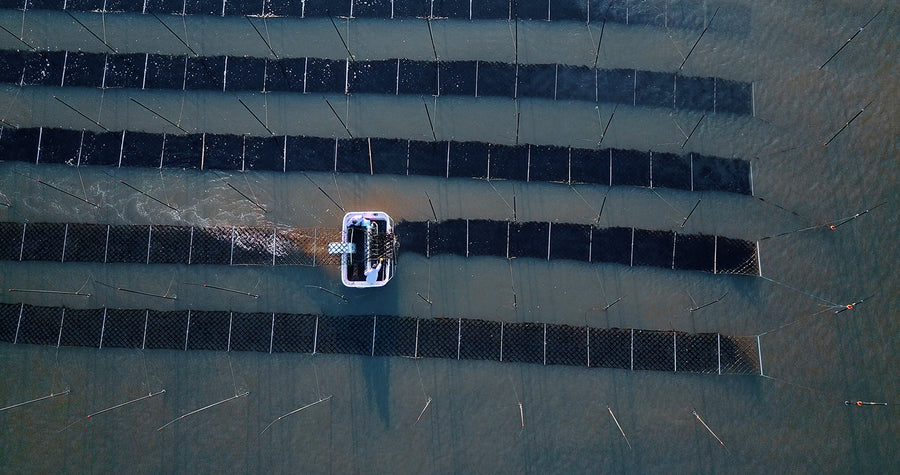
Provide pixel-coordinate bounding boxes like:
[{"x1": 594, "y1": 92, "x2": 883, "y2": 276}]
[
  {"x1": 429, "y1": 220, "x2": 467, "y2": 257},
  {"x1": 675, "y1": 332, "x2": 719, "y2": 373},
  {"x1": 21, "y1": 222, "x2": 65, "y2": 262},
  {"x1": 417, "y1": 318, "x2": 459, "y2": 359},
  {"x1": 545, "y1": 324, "x2": 587, "y2": 366},
  {"x1": 315, "y1": 314, "x2": 374, "y2": 356},
  {"x1": 502, "y1": 322, "x2": 544, "y2": 364},
  {"x1": 144, "y1": 309, "x2": 189, "y2": 350},
  {"x1": 190, "y1": 227, "x2": 233, "y2": 265},
  {"x1": 148, "y1": 225, "x2": 192, "y2": 264},
  {"x1": 720, "y1": 335, "x2": 761, "y2": 375},
  {"x1": 271, "y1": 313, "x2": 315, "y2": 353},
  {"x1": 101, "y1": 308, "x2": 146, "y2": 349},
  {"x1": 106, "y1": 224, "x2": 149, "y2": 264},
  {"x1": 373, "y1": 315, "x2": 417, "y2": 357},
  {"x1": 232, "y1": 227, "x2": 276, "y2": 266},
  {"x1": 716, "y1": 237, "x2": 759, "y2": 276},
  {"x1": 0, "y1": 222, "x2": 23, "y2": 261},
  {"x1": 17, "y1": 304, "x2": 63, "y2": 346},
  {"x1": 459, "y1": 318, "x2": 502, "y2": 361},
  {"x1": 230, "y1": 312, "x2": 273, "y2": 352},
  {"x1": 186, "y1": 310, "x2": 230, "y2": 351},
  {"x1": 1, "y1": 48, "x2": 754, "y2": 114},
  {"x1": 0, "y1": 302, "x2": 20, "y2": 342},
  {"x1": 59, "y1": 307, "x2": 104, "y2": 348},
  {"x1": 64, "y1": 223, "x2": 107, "y2": 262},
  {"x1": 633, "y1": 330, "x2": 675, "y2": 371},
  {"x1": 589, "y1": 328, "x2": 632, "y2": 369},
  {"x1": 17, "y1": 120, "x2": 751, "y2": 194}
]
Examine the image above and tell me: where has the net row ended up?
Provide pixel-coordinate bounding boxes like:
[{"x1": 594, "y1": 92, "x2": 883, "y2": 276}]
[
  {"x1": 0, "y1": 222, "x2": 340, "y2": 266},
  {"x1": 0, "y1": 303, "x2": 763, "y2": 375},
  {"x1": 395, "y1": 219, "x2": 760, "y2": 275},
  {"x1": 0, "y1": 220, "x2": 761, "y2": 275},
  {"x1": 0, "y1": 51, "x2": 753, "y2": 114},
  {"x1": 0, "y1": 127, "x2": 752, "y2": 195},
  {"x1": 4, "y1": 0, "x2": 748, "y2": 31}
]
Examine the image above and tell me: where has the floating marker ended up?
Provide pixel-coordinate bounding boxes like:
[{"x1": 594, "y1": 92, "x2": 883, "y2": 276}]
[
  {"x1": 415, "y1": 396, "x2": 433, "y2": 424},
  {"x1": 607, "y1": 405, "x2": 632, "y2": 449},
  {"x1": 823, "y1": 100, "x2": 873, "y2": 147},
  {"x1": 260, "y1": 396, "x2": 332, "y2": 435},
  {"x1": 225, "y1": 181, "x2": 267, "y2": 213},
  {"x1": 819, "y1": 9, "x2": 883, "y2": 70},
  {"x1": 129, "y1": 97, "x2": 189, "y2": 134},
  {"x1": 681, "y1": 114, "x2": 705, "y2": 150},
  {"x1": 157, "y1": 391, "x2": 249, "y2": 431},
  {"x1": 119, "y1": 180, "x2": 178, "y2": 211},
  {"x1": 329, "y1": 15, "x2": 354, "y2": 61},
  {"x1": 0, "y1": 389, "x2": 70, "y2": 412},
  {"x1": 238, "y1": 98, "x2": 275, "y2": 136},
  {"x1": 691, "y1": 409, "x2": 728, "y2": 451},
  {"x1": 304, "y1": 285, "x2": 348, "y2": 302},
  {"x1": 302, "y1": 173, "x2": 345, "y2": 212},
  {"x1": 8, "y1": 288, "x2": 90, "y2": 297},
  {"x1": 64, "y1": 10, "x2": 117, "y2": 54},
  {"x1": 678, "y1": 8, "x2": 719, "y2": 72},
  {"x1": 54, "y1": 96, "x2": 109, "y2": 132},
  {"x1": 184, "y1": 282, "x2": 259, "y2": 298},
  {"x1": 323, "y1": 97, "x2": 353, "y2": 138}
]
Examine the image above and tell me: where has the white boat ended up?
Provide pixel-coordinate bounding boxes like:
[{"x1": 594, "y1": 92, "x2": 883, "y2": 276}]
[{"x1": 329, "y1": 212, "x2": 398, "y2": 287}]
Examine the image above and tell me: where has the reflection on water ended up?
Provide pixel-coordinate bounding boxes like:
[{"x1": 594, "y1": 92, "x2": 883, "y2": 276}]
[{"x1": 0, "y1": 1, "x2": 898, "y2": 472}]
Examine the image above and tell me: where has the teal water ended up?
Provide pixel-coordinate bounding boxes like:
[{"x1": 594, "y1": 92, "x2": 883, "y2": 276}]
[{"x1": 0, "y1": 2, "x2": 898, "y2": 473}]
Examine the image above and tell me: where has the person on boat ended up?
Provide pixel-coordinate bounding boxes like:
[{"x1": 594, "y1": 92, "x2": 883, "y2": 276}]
[{"x1": 364, "y1": 261, "x2": 383, "y2": 285}]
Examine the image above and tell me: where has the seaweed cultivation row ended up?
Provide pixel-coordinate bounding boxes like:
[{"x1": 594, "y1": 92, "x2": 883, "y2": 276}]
[
  {"x1": 0, "y1": 220, "x2": 761, "y2": 275},
  {"x1": 0, "y1": 302, "x2": 763, "y2": 375},
  {"x1": 0, "y1": 127, "x2": 753, "y2": 195},
  {"x1": 0, "y1": 50, "x2": 754, "y2": 115},
  {"x1": 3, "y1": 0, "x2": 748, "y2": 31}
]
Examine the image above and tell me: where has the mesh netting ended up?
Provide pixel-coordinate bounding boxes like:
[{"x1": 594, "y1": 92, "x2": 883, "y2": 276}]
[
  {"x1": 0, "y1": 222, "x2": 23, "y2": 261},
  {"x1": 106, "y1": 225, "x2": 150, "y2": 264},
  {"x1": 2, "y1": 302, "x2": 761, "y2": 376},
  {"x1": 64, "y1": 223, "x2": 108, "y2": 262},
  {"x1": 459, "y1": 319, "x2": 502, "y2": 361},
  {"x1": 633, "y1": 330, "x2": 675, "y2": 372},
  {"x1": 546, "y1": 324, "x2": 588, "y2": 366},
  {"x1": 716, "y1": 237, "x2": 760, "y2": 276},
  {"x1": 101, "y1": 309, "x2": 146, "y2": 349},
  {"x1": 229, "y1": 312, "x2": 273, "y2": 353},
  {"x1": 373, "y1": 315, "x2": 417, "y2": 357},
  {"x1": 59, "y1": 308, "x2": 105, "y2": 348},
  {"x1": 720, "y1": 335, "x2": 761, "y2": 375},
  {"x1": 186, "y1": 311, "x2": 230, "y2": 351},
  {"x1": 144, "y1": 310, "x2": 189, "y2": 350},
  {"x1": 232, "y1": 227, "x2": 276, "y2": 266},
  {"x1": 417, "y1": 318, "x2": 459, "y2": 359},
  {"x1": 21, "y1": 223, "x2": 66, "y2": 262},
  {"x1": 675, "y1": 332, "x2": 719, "y2": 373},
  {"x1": 271, "y1": 313, "x2": 315, "y2": 353},
  {"x1": 17, "y1": 304, "x2": 63, "y2": 346},
  {"x1": 589, "y1": 328, "x2": 632, "y2": 369},
  {"x1": 190, "y1": 227, "x2": 233, "y2": 265},
  {"x1": 148, "y1": 225, "x2": 192, "y2": 264},
  {"x1": 315, "y1": 314, "x2": 374, "y2": 356},
  {"x1": 502, "y1": 322, "x2": 544, "y2": 364},
  {"x1": 0, "y1": 302, "x2": 20, "y2": 342}
]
